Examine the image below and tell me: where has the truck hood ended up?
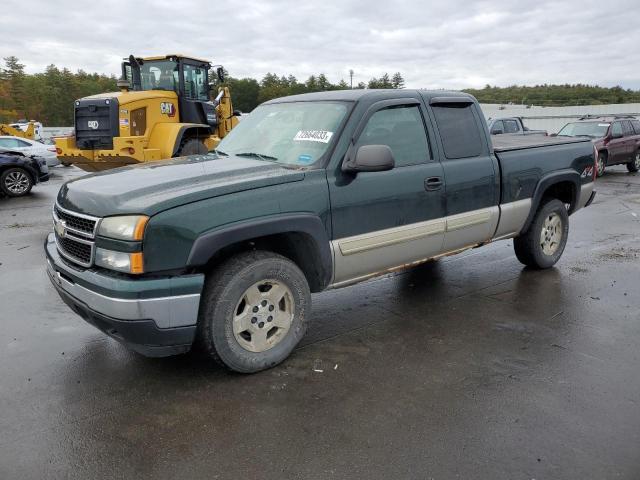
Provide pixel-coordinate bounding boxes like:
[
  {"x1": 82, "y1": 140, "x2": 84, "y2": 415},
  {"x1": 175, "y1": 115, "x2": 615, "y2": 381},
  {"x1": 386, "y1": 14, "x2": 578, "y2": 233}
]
[{"x1": 57, "y1": 155, "x2": 305, "y2": 217}]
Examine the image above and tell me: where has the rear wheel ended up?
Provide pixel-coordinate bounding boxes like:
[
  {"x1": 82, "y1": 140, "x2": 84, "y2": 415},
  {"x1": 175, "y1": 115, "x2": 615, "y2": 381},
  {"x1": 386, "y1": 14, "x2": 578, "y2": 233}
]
[
  {"x1": 514, "y1": 198, "x2": 569, "y2": 269},
  {"x1": 1, "y1": 168, "x2": 33, "y2": 197},
  {"x1": 596, "y1": 153, "x2": 606, "y2": 177},
  {"x1": 627, "y1": 152, "x2": 640, "y2": 173},
  {"x1": 176, "y1": 138, "x2": 208, "y2": 156},
  {"x1": 197, "y1": 250, "x2": 311, "y2": 373}
]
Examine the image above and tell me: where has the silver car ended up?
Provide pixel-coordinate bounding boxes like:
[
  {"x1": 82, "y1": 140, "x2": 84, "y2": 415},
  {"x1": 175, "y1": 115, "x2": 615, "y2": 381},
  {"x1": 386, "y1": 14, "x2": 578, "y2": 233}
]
[{"x1": 0, "y1": 136, "x2": 59, "y2": 167}]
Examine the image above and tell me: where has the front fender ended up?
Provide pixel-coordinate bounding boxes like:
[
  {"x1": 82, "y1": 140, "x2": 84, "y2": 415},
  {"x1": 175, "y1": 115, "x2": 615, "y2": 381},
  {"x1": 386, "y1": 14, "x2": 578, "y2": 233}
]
[{"x1": 187, "y1": 213, "x2": 333, "y2": 289}]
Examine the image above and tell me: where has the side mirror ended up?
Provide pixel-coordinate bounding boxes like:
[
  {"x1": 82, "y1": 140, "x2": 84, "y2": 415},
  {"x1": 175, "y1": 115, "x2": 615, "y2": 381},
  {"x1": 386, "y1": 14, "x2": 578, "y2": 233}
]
[
  {"x1": 217, "y1": 67, "x2": 225, "y2": 83},
  {"x1": 232, "y1": 110, "x2": 242, "y2": 117},
  {"x1": 343, "y1": 144, "x2": 395, "y2": 173},
  {"x1": 491, "y1": 129, "x2": 504, "y2": 135}
]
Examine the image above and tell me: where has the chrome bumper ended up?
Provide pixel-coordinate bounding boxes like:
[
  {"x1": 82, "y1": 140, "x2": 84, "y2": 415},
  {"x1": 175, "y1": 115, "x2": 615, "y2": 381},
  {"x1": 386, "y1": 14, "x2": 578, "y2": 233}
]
[{"x1": 45, "y1": 233, "x2": 203, "y2": 329}]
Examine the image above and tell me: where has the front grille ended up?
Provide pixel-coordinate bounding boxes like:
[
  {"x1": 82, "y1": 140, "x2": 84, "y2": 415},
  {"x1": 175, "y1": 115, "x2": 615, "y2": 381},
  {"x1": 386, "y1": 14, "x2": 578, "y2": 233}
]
[
  {"x1": 56, "y1": 232, "x2": 93, "y2": 266},
  {"x1": 75, "y1": 97, "x2": 119, "y2": 150},
  {"x1": 53, "y1": 204, "x2": 100, "y2": 268},
  {"x1": 54, "y1": 205, "x2": 96, "y2": 235}
]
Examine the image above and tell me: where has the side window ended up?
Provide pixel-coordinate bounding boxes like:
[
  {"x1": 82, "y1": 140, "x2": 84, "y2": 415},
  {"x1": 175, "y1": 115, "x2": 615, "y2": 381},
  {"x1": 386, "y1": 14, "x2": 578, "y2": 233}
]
[
  {"x1": 182, "y1": 64, "x2": 209, "y2": 101},
  {"x1": 631, "y1": 120, "x2": 640, "y2": 135},
  {"x1": 0, "y1": 138, "x2": 20, "y2": 148},
  {"x1": 490, "y1": 120, "x2": 504, "y2": 134},
  {"x1": 357, "y1": 105, "x2": 430, "y2": 167},
  {"x1": 16, "y1": 139, "x2": 31, "y2": 147},
  {"x1": 432, "y1": 104, "x2": 484, "y2": 159},
  {"x1": 504, "y1": 119, "x2": 519, "y2": 133},
  {"x1": 611, "y1": 122, "x2": 623, "y2": 137}
]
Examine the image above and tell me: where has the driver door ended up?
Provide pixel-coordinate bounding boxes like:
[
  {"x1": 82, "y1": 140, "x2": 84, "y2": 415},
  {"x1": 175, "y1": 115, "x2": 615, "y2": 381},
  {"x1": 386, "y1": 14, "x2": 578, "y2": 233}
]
[{"x1": 327, "y1": 99, "x2": 446, "y2": 285}]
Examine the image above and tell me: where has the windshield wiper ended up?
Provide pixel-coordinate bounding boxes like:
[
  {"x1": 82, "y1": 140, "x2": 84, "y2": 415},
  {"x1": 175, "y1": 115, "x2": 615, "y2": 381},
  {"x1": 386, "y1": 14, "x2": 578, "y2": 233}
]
[
  {"x1": 235, "y1": 152, "x2": 279, "y2": 162},
  {"x1": 212, "y1": 149, "x2": 229, "y2": 156}
]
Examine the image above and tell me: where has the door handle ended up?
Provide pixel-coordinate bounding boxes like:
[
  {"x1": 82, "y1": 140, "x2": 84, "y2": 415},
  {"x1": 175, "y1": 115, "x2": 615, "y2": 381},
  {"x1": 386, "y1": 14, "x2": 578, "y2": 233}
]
[{"x1": 424, "y1": 176, "x2": 443, "y2": 191}]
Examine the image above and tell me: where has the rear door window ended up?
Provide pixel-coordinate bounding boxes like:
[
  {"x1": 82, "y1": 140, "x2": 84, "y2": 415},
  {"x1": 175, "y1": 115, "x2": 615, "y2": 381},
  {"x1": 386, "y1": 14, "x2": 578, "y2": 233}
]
[
  {"x1": 622, "y1": 121, "x2": 634, "y2": 136},
  {"x1": 432, "y1": 104, "x2": 484, "y2": 159},
  {"x1": 631, "y1": 120, "x2": 640, "y2": 135},
  {"x1": 0, "y1": 138, "x2": 22, "y2": 148},
  {"x1": 503, "y1": 119, "x2": 520, "y2": 133},
  {"x1": 357, "y1": 105, "x2": 430, "y2": 167}
]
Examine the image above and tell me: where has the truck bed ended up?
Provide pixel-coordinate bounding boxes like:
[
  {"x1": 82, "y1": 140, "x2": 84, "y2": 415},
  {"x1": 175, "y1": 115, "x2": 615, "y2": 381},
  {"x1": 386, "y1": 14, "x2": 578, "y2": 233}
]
[{"x1": 492, "y1": 135, "x2": 591, "y2": 152}]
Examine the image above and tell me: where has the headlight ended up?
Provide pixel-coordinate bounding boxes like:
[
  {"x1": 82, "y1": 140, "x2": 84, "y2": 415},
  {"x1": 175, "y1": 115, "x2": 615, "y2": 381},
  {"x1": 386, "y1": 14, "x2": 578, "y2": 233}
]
[
  {"x1": 98, "y1": 215, "x2": 148, "y2": 241},
  {"x1": 95, "y1": 248, "x2": 144, "y2": 274}
]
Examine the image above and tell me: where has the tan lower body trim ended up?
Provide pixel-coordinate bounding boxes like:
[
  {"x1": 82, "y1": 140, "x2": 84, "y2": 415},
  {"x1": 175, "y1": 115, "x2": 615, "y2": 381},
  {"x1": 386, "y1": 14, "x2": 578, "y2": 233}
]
[{"x1": 338, "y1": 218, "x2": 445, "y2": 256}]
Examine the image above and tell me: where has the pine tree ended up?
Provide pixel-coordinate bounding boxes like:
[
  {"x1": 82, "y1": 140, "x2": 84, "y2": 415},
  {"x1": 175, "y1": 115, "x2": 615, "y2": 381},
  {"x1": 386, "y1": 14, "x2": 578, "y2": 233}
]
[{"x1": 391, "y1": 72, "x2": 405, "y2": 89}]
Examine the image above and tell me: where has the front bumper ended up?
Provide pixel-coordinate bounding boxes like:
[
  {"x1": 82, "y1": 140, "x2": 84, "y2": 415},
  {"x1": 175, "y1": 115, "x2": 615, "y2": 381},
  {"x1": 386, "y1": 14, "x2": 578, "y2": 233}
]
[
  {"x1": 54, "y1": 136, "x2": 161, "y2": 172},
  {"x1": 45, "y1": 234, "x2": 204, "y2": 357}
]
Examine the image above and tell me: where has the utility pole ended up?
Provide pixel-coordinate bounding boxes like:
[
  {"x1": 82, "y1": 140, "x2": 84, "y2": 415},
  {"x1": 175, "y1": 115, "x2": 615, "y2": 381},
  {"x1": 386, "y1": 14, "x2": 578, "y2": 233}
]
[{"x1": 349, "y1": 69, "x2": 354, "y2": 89}]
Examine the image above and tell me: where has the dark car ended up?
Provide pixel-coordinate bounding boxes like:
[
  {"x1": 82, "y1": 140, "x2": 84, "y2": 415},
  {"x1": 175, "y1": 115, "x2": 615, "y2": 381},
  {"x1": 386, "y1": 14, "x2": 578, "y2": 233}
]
[
  {"x1": 0, "y1": 149, "x2": 50, "y2": 197},
  {"x1": 487, "y1": 117, "x2": 547, "y2": 136},
  {"x1": 557, "y1": 116, "x2": 640, "y2": 176}
]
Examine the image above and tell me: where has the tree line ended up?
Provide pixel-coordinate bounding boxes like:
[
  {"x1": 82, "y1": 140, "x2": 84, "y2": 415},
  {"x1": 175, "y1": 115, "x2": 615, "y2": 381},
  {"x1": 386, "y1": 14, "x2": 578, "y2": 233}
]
[
  {"x1": 2, "y1": 56, "x2": 640, "y2": 126},
  {"x1": 464, "y1": 84, "x2": 640, "y2": 106}
]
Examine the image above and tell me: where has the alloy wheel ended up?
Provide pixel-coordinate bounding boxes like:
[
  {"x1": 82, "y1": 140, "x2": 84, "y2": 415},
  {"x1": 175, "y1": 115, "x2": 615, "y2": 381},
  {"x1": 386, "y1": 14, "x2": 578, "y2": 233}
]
[
  {"x1": 597, "y1": 156, "x2": 605, "y2": 176},
  {"x1": 4, "y1": 170, "x2": 30, "y2": 195},
  {"x1": 540, "y1": 212, "x2": 562, "y2": 256},
  {"x1": 232, "y1": 280, "x2": 294, "y2": 353}
]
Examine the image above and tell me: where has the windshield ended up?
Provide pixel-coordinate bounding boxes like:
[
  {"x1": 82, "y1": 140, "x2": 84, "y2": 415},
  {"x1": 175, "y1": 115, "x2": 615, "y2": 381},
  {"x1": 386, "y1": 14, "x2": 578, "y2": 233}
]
[
  {"x1": 137, "y1": 60, "x2": 179, "y2": 92},
  {"x1": 215, "y1": 102, "x2": 349, "y2": 166},
  {"x1": 558, "y1": 121, "x2": 610, "y2": 138}
]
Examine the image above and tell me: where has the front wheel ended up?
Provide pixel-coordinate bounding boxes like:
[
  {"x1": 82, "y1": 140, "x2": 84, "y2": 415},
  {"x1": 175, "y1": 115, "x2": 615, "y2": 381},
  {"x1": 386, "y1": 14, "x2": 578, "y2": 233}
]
[
  {"x1": 596, "y1": 153, "x2": 606, "y2": 177},
  {"x1": 627, "y1": 152, "x2": 640, "y2": 173},
  {"x1": 197, "y1": 250, "x2": 311, "y2": 373},
  {"x1": 513, "y1": 199, "x2": 569, "y2": 269},
  {"x1": 1, "y1": 168, "x2": 33, "y2": 197}
]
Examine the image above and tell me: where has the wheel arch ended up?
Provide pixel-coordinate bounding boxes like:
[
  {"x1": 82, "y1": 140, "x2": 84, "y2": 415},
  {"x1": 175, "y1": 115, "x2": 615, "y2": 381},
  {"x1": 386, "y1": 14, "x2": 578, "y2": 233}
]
[
  {"x1": 172, "y1": 125, "x2": 212, "y2": 156},
  {"x1": 187, "y1": 214, "x2": 333, "y2": 292},
  {"x1": 147, "y1": 123, "x2": 211, "y2": 158},
  {"x1": 521, "y1": 170, "x2": 580, "y2": 232}
]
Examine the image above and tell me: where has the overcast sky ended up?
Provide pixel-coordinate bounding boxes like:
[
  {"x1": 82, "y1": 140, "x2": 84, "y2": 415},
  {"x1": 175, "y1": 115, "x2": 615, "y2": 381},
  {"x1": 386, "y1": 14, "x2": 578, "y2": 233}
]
[{"x1": 2, "y1": 0, "x2": 639, "y2": 90}]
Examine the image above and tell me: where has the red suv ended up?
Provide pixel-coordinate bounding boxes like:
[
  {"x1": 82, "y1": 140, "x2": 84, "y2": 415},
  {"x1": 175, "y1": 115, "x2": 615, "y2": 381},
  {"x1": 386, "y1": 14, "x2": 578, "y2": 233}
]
[{"x1": 557, "y1": 116, "x2": 640, "y2": 176}]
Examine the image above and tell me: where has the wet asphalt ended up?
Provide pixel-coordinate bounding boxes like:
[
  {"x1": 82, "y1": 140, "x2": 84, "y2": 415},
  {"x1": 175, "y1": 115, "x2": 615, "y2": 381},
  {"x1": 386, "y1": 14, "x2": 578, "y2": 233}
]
[{"x1": 0, "y1": 165, "x2": 639, "y2": 479}]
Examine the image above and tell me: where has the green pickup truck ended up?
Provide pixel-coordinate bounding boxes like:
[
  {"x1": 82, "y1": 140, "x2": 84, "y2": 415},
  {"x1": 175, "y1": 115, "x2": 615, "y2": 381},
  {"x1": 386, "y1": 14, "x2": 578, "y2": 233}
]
[{"x1": 46, "y1": 89, "x2": 596, "y2": 372}]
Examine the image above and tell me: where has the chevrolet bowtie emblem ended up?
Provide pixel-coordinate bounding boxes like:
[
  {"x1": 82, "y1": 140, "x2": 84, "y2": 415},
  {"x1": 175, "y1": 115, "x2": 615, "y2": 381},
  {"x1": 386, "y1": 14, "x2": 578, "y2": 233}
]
[{"x1": 55, "y1": 218, "x2": 67, "y2": 238}]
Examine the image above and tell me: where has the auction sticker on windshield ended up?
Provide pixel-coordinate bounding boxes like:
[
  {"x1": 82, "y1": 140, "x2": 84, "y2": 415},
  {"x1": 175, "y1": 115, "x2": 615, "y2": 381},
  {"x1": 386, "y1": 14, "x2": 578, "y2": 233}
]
[{"x1": 293, "y1": 130, "x2": 334, "y2": 143}]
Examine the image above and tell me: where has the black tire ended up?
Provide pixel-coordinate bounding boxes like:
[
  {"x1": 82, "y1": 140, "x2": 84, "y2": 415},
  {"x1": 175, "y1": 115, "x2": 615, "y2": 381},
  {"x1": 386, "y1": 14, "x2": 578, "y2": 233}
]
[
  {"x1": 196, "y1": 250, "x2": 311, "y2": 373},
  {"x1": 627, "y1": 152, "x2": 640, "y2": 173},
  {"x1": 176, "y1": 138, "x2": 208, "y2": 156},
  {"x1": 0, "y1": 167, "x2": 33, "y2": 197},
  {"x1": 513, "y1": 198, "x2": 569, "y2": 269},
  {"x1": 596, "y1": 153, "x2": 606, "y2": 177}
]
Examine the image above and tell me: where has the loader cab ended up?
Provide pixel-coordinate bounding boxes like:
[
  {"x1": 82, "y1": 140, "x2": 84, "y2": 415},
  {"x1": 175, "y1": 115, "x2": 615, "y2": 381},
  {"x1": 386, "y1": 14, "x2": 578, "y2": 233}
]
[{"x1": 121, "y1": 54, "x2": 224, "y2": 128}]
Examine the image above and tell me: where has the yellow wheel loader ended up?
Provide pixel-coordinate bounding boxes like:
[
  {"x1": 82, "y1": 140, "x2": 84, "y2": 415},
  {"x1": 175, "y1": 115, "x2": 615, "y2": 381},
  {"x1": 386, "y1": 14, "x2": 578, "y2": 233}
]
[
  {"x1": 55, "y1": 54, "x2": 240, "y2": 171},
  {"x1": 0, "y1": 121, "x2": 40, "y2": 140}
]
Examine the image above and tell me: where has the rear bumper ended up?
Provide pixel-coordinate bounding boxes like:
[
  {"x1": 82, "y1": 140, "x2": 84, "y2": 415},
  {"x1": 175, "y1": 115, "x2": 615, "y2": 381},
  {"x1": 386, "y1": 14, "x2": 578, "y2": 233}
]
[
  {"x1": 576, "y1": 182, "x2": 595, "y2": 211},
  {"x1": 45, "y1": 233, "x2": 204, "y2": 357}
]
